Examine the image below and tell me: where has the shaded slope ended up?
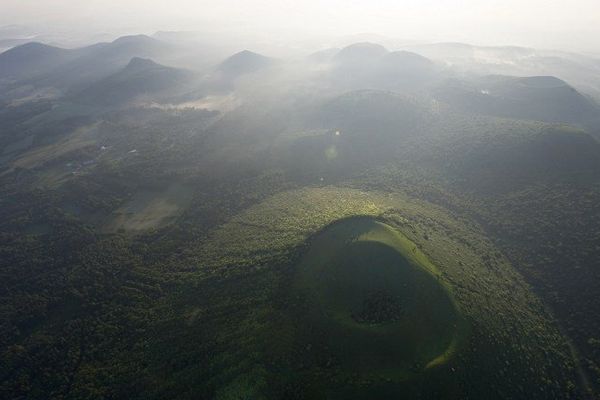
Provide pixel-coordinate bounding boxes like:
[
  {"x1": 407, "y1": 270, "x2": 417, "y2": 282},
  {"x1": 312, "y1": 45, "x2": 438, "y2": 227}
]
[
  {"x1": 330, "y1": 43, "x2": 440, "y2": 91},
  {"x1": 38, "y1": 35, "x2": 172, "y2": 91},
  {"x1": 75, "y1": 57, "x2": 196, "y2": 106},
  {"x1": 281, "y1": 90, "x2": 439, "y2": 181},
  {"x1": 437, "y1": 124, "x2": 600, "y2": 193},
  {"x1": 0, "y1": 42, "x2": 76, "y2": 80},
  {"x1": 315, "y1": 90, "x2": 434, "y2": 134},
  {"x1": 435, "y1": 75, "x2": 599, "y2": 124},
  {"x1": 146, "y1": 187, "x2": 581, "y2": 399},
  {"x1": 217, "y1": 50, "x2": 273, "y2": 78},
  {"x1": 1, "y1": 35, "x2": 174, "y2": 93},
  {"x1": 333, "y1": 42, "x2": 389, "y2": 65}
]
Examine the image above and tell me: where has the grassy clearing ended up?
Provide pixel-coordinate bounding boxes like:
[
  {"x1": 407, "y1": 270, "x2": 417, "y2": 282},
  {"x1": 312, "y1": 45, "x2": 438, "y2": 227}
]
[
  {"x1": 12, "y1": 122, "x2": 99, "y2": 170},
  {"x1": 103, "y1": 183, "x2": 194, "y2": 233}
]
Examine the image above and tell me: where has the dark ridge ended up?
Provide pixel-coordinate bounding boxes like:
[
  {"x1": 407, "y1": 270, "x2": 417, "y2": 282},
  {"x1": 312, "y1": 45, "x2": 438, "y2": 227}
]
[{"x1": 217, "y1": 50, "x2": 273, "y2": 76}]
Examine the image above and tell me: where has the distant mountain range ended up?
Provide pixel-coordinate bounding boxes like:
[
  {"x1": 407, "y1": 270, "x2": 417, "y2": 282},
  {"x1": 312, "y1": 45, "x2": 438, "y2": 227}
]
[
  {"x1": 326, "y1": 42, "x2": 441, "y2": 91},
  {"x1": 74, "y1": 57, "x2": 197, "y2": 106},
  {"x1": 0, "y1": 35, "x2": 173, "y2": 91},
  {"x1": 1, "y1": 36, "x2": 599, "y2": 129}
]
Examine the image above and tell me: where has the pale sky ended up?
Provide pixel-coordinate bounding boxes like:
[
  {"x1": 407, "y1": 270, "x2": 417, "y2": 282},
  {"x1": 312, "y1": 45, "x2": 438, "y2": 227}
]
[{"x1": 2, "y1": 0, "x2": 600, "y2": 52}]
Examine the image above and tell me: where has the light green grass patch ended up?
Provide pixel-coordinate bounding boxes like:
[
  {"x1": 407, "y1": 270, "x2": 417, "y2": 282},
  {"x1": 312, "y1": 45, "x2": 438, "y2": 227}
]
[{"x1": 103, "y1": 183, "x2": 194, "y2": 233}]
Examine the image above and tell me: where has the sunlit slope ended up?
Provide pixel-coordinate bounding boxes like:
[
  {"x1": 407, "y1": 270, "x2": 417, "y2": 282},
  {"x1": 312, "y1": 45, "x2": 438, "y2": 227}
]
[
  {"x1": 147, "y1": 187, "x2": 579, "y2": 399},
  {"x1": 292, "y1": 217, "x2": 464, "y2": 379}
]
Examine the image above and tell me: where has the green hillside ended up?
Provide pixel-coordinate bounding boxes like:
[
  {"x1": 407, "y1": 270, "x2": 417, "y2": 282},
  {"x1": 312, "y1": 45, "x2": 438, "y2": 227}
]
[
  {"x1": 124, "y1": 188, "x2": 579, "y2": 399},
  {"x1": 2, "y1": 36, "x2": 600, "y2": 400}
]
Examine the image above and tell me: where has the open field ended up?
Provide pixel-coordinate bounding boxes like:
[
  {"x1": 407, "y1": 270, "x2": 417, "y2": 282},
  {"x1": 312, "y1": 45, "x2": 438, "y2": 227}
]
[{"x1": 103, "y1": 183, "x2": 194, "y2": 233}]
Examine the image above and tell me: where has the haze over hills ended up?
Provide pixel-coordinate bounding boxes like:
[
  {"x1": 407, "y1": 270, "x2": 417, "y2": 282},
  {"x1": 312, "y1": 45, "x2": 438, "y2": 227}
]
[
  {"x1": 0, "y1": 35, "x2": 175, "y2": 97},
  {"x1": 209, "y1": 49, "x2": 275, "y2": 91},
  {"x1": 0, "y1": 42, "x2": 77, "y2": 80},
  {"x1": 74, "y1": 57, "x2": 197, "y2": 107},
  {"x1": 435, "y1": 75, "x2": 600, "y2": 126},
  {"x1": 1, "y1": 26, "x2": 600, "y2": 400},
  {"x1": 404, "y1": 41, "x2": 600, "y2": 101}
]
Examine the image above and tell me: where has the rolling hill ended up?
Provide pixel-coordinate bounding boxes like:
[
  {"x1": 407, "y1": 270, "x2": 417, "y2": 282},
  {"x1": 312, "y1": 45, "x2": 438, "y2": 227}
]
[
  {"x1": 1, "y1": 36, "x2": 600, "y2": 400},
  {"x1": 434, "y1": 75, "x2": 600, "y2": 124},
  {"x1": 329, "y1": 43, "x2": 440, "y2": 91},
  {"x1": 74, "y1": 57, "x2": 196, "y2": 106},
  {"x1": 0, "y1": 42, "x2": 77, "y2": 80},
  {"x1": 0, "y1": 35, "x2": 174, "y2": 94},
  {"x1": 216, "y1": 50, "x2": 274, "y2": 78}
]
